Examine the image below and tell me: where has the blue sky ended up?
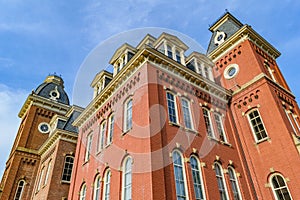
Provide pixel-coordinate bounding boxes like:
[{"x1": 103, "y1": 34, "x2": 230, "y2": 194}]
[{"x1": 1, "y1": 0, "x2": 300, "y2": 175}]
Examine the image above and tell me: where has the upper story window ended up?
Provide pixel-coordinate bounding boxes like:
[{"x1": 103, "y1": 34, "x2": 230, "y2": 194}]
[
  {"x1": 14, "y1": 180, "x2": 25, "y2": 200},
  {"x1": 85, "y1": 133, "x2": 93, "y2": 162},
  {"x1": 167, "y1": 92, "x2": 178, "y2": 124},
  {"x1": 107, "y1": 114, "x2": 115, "y2": 145},
  {"x1": 172, "y1": 150, "x2": 188, "y2": 200},
  {"x1": 214, "y1": 162, "x2": 229, "y2": 200},
  {"x1": 214, "y1": 113, "x2": 227, "y2": 142},
  {"x1": 80, "y1": 183, "x2": 87, "y2": 200},
  {"x1": 181, "y1": 98, "x2": 193, "y2": 129},
  {"x1": 44, "y1": 160, "x2": 52, "y2": 186},
  {"x1": 247, "y1": 109, "x2": 268, "y2": 142},
  {"x1": 228, "y1": 167, "x2": 242, "y2": 200},
  {"x1": 98, "y1": 120, "x2": 107, "y2": 151},
  {"x1": 202, "y1": 108, "x2": 214, "y2": 138},
  {"x1": 292, "y1": 113, "x2": 300, "y2": 134},
  {"x1": 176, "y1": 50, "x2": 181, "y2": 63},
  {"x1": 36, "y1": 166, "x2": 45, "y2": 192},
  {"x1": 167, "y1": 45, "x2": 173, "y2": 58},
  {"x1": 270, "y1": 174, "x2": 292, "y2": 200},
  {"x1": 103, "y1": 170, "x2": 111, "y2": 200},
  {"x1": 62, "y1": 156, "x2": 74, "y2": 182},
  {"x1": 123, "y1": 157, "x2": 132, "y2": 200},
  {"x1": 190, "y1": 156, "x2": 205, "y2": 200},
  {"x1": 93, "y1": 175, "x2": 101, "y2": 200},
  {"x1": 284, "y1": 109, "x2": 297, "y2": 134},
  {"x1": 124, "y1": 99, "x2": 133, "y2": 132}
]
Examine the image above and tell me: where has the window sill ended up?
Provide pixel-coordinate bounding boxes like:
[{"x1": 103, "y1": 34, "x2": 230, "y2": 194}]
[
  {"x1": 207, "y1": 136, "x2": 219, "y2": 142},
  {"x1": 122, "y1": 127, "x2": 132, "y2": 136},
  {"x1": 168, "y1": 122, "x2": 181, "y2": 127},
  {"x1": 255, "y1": 137, "x2": 271, "y2": 145},
  {"x1": 82, "y1": 160, "x2": 89, "y2": 166},
  {"x1": 61, "y1": 180, "x2": 71, "y2": 185},
  {"x1": 184, "y1": 128, "x2": 199, "y2": 135},
  {"x1": 220, "y1": 140, "x2": 232, "y2": 147}
]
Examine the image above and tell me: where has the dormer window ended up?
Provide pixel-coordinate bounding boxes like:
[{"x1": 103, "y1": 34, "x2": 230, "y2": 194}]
[
  {"x1": 167, "y1": 45, "x2": 173, "y2": 58},
  {"x1": 175, "y1": 50, "x2": 181, "y2": 63},
  {"x1": 186, "y1": 54, "x2": 215, "y2": 82}
]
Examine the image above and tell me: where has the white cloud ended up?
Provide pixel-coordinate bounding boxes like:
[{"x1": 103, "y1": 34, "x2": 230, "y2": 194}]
[{"x1": 0, "y1": 84, "x2": 28, "y2": 176}]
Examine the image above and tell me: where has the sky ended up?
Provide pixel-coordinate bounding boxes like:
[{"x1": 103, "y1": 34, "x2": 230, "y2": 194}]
[{"x1": 1, "y1": 0, "x2": 300, "y2": 176}]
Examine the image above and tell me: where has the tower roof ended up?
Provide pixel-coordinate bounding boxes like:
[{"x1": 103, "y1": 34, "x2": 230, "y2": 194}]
[{"x1": 34, "y1": 74, "x2": 70, "y2": 105}]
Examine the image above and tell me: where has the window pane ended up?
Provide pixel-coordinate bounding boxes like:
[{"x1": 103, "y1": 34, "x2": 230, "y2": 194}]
[
  {"x1": 172, "y1": 151, "x2": 187, "y2": 200},
  {"x1": 190, "y1": 157, "x2": 204, "y2": 200},
  {"x1": 214, "y1": 163, "x2": 228, "y2": 200},
  {"x1": 203, "y1": 108, "x2": 213, "y2": 137},
  {"x1": 167, "y1": 93, "x2": 177, "y2": 124},
  {"x1": 182, "y1": 99, "x2": 192, "y2": 129},
  {"x1": 248, "y1": 110, "x2": 268, "y2": 142}
]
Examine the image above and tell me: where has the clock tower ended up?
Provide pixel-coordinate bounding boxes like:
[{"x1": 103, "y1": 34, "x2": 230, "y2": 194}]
[
  {"x1": 208, "y1": 12, "x2": 300, "y2": 199},
  {"x1": 0, "y1": 75, "x2": 70, "y2": 200}
]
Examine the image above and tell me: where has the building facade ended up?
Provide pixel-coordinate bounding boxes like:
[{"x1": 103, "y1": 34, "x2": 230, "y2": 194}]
[
  {"x1": 68, "y1": 12, "x2": 300, "y2": 200},
  {"x1": 0, "y1": 75, "x2": 83, "y2": 200},
  {"x1": 1, "y1": 12, "x2": 299, "y2": 200}
]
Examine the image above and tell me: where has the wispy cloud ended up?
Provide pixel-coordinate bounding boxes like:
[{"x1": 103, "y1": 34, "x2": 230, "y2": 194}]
[
  {"x1": 0, "y1": 84, "x2": 28, "y2": 175},
  {"x1": 0, "y1": 57, "x2": 14, "y2": 69}
]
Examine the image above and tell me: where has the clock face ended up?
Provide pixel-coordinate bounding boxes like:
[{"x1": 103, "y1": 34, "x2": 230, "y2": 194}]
[
  {"x1": 214, "y1": 31, "x2": 226, "y2": 46},
  {"x1": 38, "y1": 122, "x2": 50, "y2": 134}
]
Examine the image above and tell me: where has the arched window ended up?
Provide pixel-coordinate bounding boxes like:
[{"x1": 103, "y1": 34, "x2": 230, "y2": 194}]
[
  {"x1": 247, "y1": 109, "x2": 268, "y2": 142},
  {"x1": 202, "y1": 108, "x2": 214, "y2": 138},
  {"x1": 181, "y1": 98, "x2": 193, "y2": 129},
  {"x1": 167, "y1": 92, "x2": 178, "y2": 124},
  {"x1": 214, "y1": 162, "x2": 228, "y2": 200},
  {"x1": 270, "y1": 174, "x2": 292, "y2": 200},
  {"x1": 103, "y1": 170, "x2": 111, "y2": 200},
  {"x1": 44, "y1": 160, "x2": 52, "y2": 185},
  {"x1": 80, "y1": 183, "x2": 87, "y2": 200},
  {"x1": 62, "y1": 156, "x2": 74, "y2": 182},
  {"x1": 14, "y1": 180, "x2": 25, "y2": 200},
  {"x1": 107, "y1": 114, "x2": 115, "y2": 145},
  {"x1": 228, "y1": 167, "x2": 242, "y2": 200},
  {"x1": 172, "y1": 150, "x2": 188, "y2": 200},
  {"x1": 93, "y1": 175, "x2": 101, "y2": 200},
  {"x1": 190, "y1": 156, "x2": 205, "y2": 200},
  {"x1": 124, "y1": 99, "x2": 133, "y2": 132},
  {"x1": 85, "y1": 133, "x2": 93, "y2": 162},
  {"x1": 98, "y1": 120, "x2": 107, "y2": 151},
  {"x1": 123, "y1": 157, "x2": 132, "y2": 200}
]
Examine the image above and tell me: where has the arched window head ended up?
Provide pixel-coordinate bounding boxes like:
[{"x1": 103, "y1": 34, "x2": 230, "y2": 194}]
[
  {"x1": 227, "y1": 167, "x2": 242, "y2": 200},
  {"x1": 80, "y1": 183, "x2": 87, "y2": 200},
  {"x1": 93, "y1": 175, "x2": 101, "y2": 200},
  {"x1": 123, "y1": 157, "x2": 132, "y2": 200},
  {"x1": 172, "y1": 150, "x2": 188, "y2": 200},
  {"x1": 14, "y1": 180, "x2": 25, "y2": 200},
  {"x1": 190, "y1": 156, "x2": 205, "y2": 200},
  {"x1": 214, "y1": 162, "x2": 229, "y2": 200},
  {"x1": 270, "y1": 174, "x2": 292, "y2": 200},
  {"x1": 103, "y1": 169, "x2": 111, "y2": 200}
]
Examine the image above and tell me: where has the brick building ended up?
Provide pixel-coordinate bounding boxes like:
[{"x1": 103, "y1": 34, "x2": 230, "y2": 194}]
[
  {"x1": 68, "y1": 12, "x2": 300, "y2": 200},
  {"x1": 1, "y1": 12, "x2": 300, "y2": 200}
]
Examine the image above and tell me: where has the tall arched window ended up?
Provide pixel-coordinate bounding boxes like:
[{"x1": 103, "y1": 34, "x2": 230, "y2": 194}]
[
  {"x1": 123, "y1": 157, "x2": 132, "y2": 200},
  {"x1": 124, "y1": 99, "x2": 133, "y2": 132},
  {"x1": 107, "y1": 114, "x2": 115, "y2": 145},
  {"x1": 80, "y1": 183, "x2": 87, "y2": 200},
  {"x1": 14, "y1": 180, "x2": 25, "y2": 200},
  {"x1": 98, "y1": 120, "x2": 107, "y2": 151},
  {"x1": 227, "y1": 167, "x2": 242, "y2": 200},
  {"x1": 270, "y1": 174, "x2": 292, "y2": 200},
  {"x1": 103, "y1": 170, "x2": 111, "y2": 200},
  {"x1": 93, "y1": 175, "x2": 101, "y2": 200},
  {"x1": 214, "y1": 162, "x2": 228, "y2": 200},
  {"x1": 172, "y1": 150, "x2": 188, "y2": 200},
  {"x1": 190, "y1": 156, "x2": 205, "y2": 200}
]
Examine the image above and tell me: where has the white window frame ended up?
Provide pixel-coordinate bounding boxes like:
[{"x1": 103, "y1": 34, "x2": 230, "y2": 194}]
[
  {"x1": 124, "y1": 98, "x2": 133, "y2": 132},
  {"x1": 98, "y1": 120, "x2": 107, "y2": 151},
  {"x1": 284, "y1": 109, "x2": 297, "y2": 134},
  {"x1": 85, "y1": 133, "x2": 93, "y2": 162},
  {"x1": 214, "y1": 113, "x2": 227, "y2": 142},
  {"x1": 190, "y1": 155, "x2": 206, "y2": 200},
  {"x1": 93, "y1": 175, "x2": 101, "y2": 200},
  {"x1": 80, "y1": 183, "x2": 87, "y2": 200},
  {"x1": 202, "y1": 107, "x2": 215, "y2": 138},
  {"x1": 166, "y1": 91, "x2": 179, "y2": 124},
  {"x1": 107, "y1": 114, "x2": 115, "y2": 145},
  {"x1": 181, "y1": 98, "x2": 194, "y2": 130},
  {"x1": 14, "y1": 180, "x2": 25, "y2": 200},
  {"x1": 172, "y1": 150, "x2": 189, "y2": 200},
  {"x1": 36, "y1": 166, "x2": 45, "y2": 192},
  {"x1": 270, "y1": 173, "x2": 293, "y2": 200},
  {"x1": 103, "y1": 170, "x2": 111, "y2": 200},
  {"x1": 227, "y1": 166, "x2": 242, "y2": 200},
  {"x1": 247, "y1": 109, "x2": 268, "y2": 143},
  {"x1": 62, "y1": 156, "x2": 74, "y2": 182},
  {"x1": 214, "y1": 162, "x2": 229, "y2": 200},
  {"x1": 122, "y1": 156, "x2": 132, "y2": 200},
  {"x1": 44, "y1": 160, "x2": 52, "y2": 186},
  {"x1": 292, "y1": 114, "x2": 300, "y2": 133}
]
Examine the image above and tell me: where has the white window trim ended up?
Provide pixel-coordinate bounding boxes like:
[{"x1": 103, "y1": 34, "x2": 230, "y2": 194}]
[
  {"x1": 103, "y1": 170, "x2": 111, "y2": 200},
  {"x1": 269, "y1": 173, "x2": 293, "y2": 200},
  {"x1": 80, "y1": 183, "x2": 87, "y2": 200},
  {"x1": 14, "y1": 180, "x2": 25, "y2": 200},
  {"x1": 85, "y1": 133, "x2": 93, "y2": 162},
  {"x1": 123, "y1": 98, "x2": 133, "y2": 133},
  {"x1": 93, "y1": 175, "x2": 101, "y2": 200},
  {"x1": 214, "y1": 162, "x2": 229, "y2": 200},
  {"x1": 292, "y1": 114, "x2": 300, "y2": 133},
  {"x1": 107, "y1": 114, "x2": 115, "y2": 145},
  {"x1": 214, "y1": 113, "x2": 228, "y2": 143},
  {"x1": 36, "y1": 166, "x2": 45, "y2": 192},
  {"x1": 202, "y1": 107, "x2": 215, "y2": 138},
  {"x1": 166, "y1": 91, "x2": 179, "y2": 125},
  {"x1": 246, "y1": 109, "x2": 269, "y2": 143},
  {"x1": 61, "y1": 156, "x2": 74, "y2": 182},
  {"x1": 122, "y1": 156, "x2": 132, "y2": 200},
  {"x1": 284, "y1": 109, "x2": 297, "y2": 134},
  {"x1": 172, "y1": 150, "x2": 189, "y2": 200},
  {"x1": 44, "y1": 160, "x2": 52, "y2": 186},
  {"x1": 190, "y1": 155, "x2": 206, "y2": 200},
  {"x1": 98, "y1": 120, "x2": 107, "y2": 152},
  {"x1": 227, "y1": 166, "x2": 242, "y2": 200},
  {"x1": 181, "y1": 98, "x2": 194, "y2": 130}
]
